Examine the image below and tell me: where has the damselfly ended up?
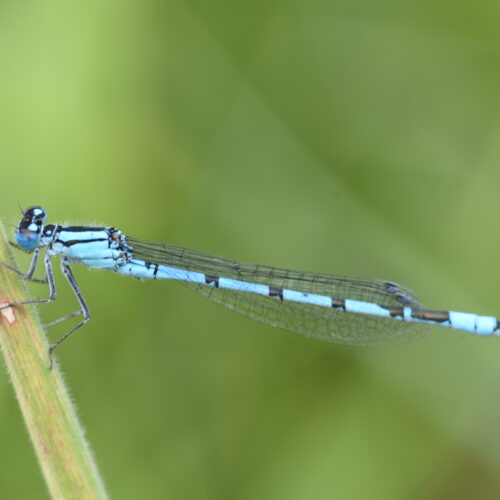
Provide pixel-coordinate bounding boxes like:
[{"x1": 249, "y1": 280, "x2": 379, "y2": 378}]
[{"x1": 1, "y1": 206, "x2": 498, "y2": 368}]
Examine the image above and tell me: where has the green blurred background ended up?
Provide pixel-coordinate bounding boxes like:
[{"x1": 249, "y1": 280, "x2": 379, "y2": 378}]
[{"x1": 1, "y1": 1, "x2": 500, "y2": 499}]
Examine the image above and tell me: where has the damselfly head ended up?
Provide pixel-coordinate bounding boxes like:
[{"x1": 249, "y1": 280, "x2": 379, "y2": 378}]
[{"x1": 15, "y1": 206, "x2": 47, "y2": 252}]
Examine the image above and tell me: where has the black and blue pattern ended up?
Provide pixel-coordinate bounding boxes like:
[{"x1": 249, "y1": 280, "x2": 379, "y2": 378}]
[{"x1": 1, "y1": 206, "x2": 498, "y2": 367}]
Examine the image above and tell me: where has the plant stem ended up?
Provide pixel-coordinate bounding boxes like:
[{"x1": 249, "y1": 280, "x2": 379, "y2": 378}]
[{"x1": 0, "y1": 221, "x2": 108, "y2": 500}]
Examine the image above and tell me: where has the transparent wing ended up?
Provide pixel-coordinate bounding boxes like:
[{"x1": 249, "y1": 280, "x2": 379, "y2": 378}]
[{"x1": 127, "y1": 237, "x2": 427, "y2": 345}]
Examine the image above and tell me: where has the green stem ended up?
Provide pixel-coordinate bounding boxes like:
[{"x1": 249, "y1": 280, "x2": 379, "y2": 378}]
[{"x1": 0, "y1": 221, "x2": 107, "y2": 500}]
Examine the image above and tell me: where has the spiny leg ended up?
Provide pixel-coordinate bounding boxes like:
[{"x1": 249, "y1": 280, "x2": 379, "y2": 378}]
[
  {"x1": 0, "y1": 248, "x2": 48, "y2": 284},
  {"x1": 0, "y1": 252, "x2": 56, "y2": 311},
  {"x1": 48, "y1": 260, "x2": 90, "y2": 370},
  {"x1": 44, "y1": 310, "x2": 82, "y2": 328}
]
